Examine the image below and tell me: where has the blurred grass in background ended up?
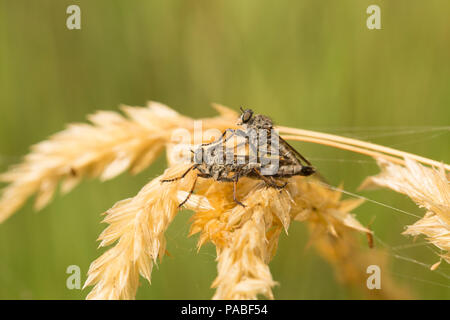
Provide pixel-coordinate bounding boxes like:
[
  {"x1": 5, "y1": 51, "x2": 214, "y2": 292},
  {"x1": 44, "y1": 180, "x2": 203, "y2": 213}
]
[{"x1": 0, "y1": 0, "x2": 449, "y2": 299}]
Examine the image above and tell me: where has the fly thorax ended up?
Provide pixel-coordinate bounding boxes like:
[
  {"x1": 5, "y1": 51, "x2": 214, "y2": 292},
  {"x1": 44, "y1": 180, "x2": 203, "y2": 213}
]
[{"x1": 193, "y1": 148, "x2": 203, "y2": 164}]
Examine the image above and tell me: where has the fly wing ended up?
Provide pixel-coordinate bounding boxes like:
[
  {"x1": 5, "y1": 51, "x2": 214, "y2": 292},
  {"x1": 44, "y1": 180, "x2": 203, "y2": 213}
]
[
  {"x1": 278, "y1": 135, "x2": 311, "y2": 166},
  {"x1": 278, "y1": 135, "x2": 330, "y2": 184}
]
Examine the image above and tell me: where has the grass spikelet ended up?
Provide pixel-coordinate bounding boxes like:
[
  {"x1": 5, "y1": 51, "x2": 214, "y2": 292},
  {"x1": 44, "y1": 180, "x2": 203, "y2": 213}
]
[
  {"x1": 84, "y1": 163, "x2": 194, "y2": 299},
  {"x1": 210, "y1": 186, "x2": 292, "y2": 299},
  {"x1": 184, "y1": 178, "x2": 292, "y2": 299},
  {"x1": 360, "y1": 158, "x2": 450, "y2": 264},
  {"x1": 0, "y1": 102, "x2": 236, "y2": 223},
  {"x1": 289, "y1": 178, "x2": 370, "y2": 235},
  {"x1": 212, "y1": 207, "x2": 278, "y2": 300},
  {"x1": 310, "y1": 224, "x2": 414, "y2": 299},
  {"x1": 288, "y1": 179, "x2": 412, "y2": 299}
]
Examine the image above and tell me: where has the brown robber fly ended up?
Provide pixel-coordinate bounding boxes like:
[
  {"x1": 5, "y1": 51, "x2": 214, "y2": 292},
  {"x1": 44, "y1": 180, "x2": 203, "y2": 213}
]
[{"x1": 161, "y1": 107, "x2": 316, "y2": 207}]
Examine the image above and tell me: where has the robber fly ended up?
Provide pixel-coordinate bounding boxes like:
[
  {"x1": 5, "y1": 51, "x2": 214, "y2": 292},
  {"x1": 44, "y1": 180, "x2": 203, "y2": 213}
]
[{"x1": 161, "y1": 107, "x2": 315, "y2": 207}]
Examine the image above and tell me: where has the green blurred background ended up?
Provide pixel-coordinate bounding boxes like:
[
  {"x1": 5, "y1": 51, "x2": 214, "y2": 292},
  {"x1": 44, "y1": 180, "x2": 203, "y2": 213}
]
[{"x1": 0, "y1": 0, "x2": 449, "y2": 299}]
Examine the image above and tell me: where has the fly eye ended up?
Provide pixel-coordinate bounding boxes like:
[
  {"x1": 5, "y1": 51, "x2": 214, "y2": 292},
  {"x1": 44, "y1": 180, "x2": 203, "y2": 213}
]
[{"x1": 241, "y1": 109, "x2": 253, "y2": 123}]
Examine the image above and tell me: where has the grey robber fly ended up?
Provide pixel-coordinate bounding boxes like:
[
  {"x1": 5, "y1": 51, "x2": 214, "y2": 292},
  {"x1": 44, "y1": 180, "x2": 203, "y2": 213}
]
[{"x1": 161, "y1": 107, "x2": 315, "y2": 207}]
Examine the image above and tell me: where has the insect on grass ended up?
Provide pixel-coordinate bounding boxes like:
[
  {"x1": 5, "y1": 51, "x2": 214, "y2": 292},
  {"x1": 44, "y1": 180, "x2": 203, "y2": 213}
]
[{"x1": 161, "y1": 108, "x2": 316, "y2": 207}]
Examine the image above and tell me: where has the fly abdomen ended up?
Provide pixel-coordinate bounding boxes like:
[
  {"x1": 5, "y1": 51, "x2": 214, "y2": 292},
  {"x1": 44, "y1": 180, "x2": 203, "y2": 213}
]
[
  {"x1": 274, "y1": 164, "x2": 315, "y2": 177},
  {"x1": 300, "y1": 165, "x2": 315, "y2": 176}
]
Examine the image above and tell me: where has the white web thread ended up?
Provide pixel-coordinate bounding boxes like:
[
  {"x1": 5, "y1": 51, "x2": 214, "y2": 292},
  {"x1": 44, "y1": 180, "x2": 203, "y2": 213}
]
[
  {"x1": 315, "y1": 181, "x2": 422, "y2": 219},
  {"x1": 311, "y1": 180, "x2": 450, "y2": 289}
]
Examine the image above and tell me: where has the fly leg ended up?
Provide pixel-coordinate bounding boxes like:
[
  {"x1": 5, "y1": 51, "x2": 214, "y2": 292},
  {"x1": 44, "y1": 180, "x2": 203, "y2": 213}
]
[
  {"x1": 232, "y1": 171, "x2": 246, "y2": 208},
  {"x1": 161, "y1": 164, "x2": 197, "y2": 183},
  {"x1": 269, "y1": 176, "x2": 288, "y2": 189},
  {"x1": 252, "y1": 169, "x2": 287, "y2": 189},
  {"x1": 177, "y1": 175, "x2": 198, "y2": 208},
  {"x1": 201, "y1": 129, "x2": 236, "y2": 146}
]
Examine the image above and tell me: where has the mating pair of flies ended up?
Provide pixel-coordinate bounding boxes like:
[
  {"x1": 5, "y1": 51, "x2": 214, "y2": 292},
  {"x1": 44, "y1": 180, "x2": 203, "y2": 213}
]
[{"x1": 161, "y1": 108, "x2": 316, "y2": 207}]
